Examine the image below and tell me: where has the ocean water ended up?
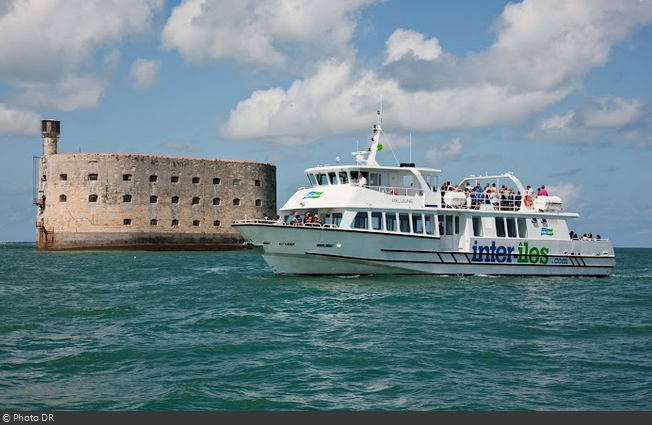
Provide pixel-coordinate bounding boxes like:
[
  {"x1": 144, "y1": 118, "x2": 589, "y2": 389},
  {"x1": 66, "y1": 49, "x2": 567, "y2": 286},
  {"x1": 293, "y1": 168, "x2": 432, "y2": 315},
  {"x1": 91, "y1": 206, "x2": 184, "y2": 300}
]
[{"x1": 1, "y1": 244, "x2": 651, "y2": 411}]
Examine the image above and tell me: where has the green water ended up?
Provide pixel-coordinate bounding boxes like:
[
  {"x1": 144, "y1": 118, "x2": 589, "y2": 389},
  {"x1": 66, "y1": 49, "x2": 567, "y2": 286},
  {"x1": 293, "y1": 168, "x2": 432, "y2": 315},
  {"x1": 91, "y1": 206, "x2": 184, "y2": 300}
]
[{"x1": 1, "y1": 245, "x2": 650, "y2": 410}]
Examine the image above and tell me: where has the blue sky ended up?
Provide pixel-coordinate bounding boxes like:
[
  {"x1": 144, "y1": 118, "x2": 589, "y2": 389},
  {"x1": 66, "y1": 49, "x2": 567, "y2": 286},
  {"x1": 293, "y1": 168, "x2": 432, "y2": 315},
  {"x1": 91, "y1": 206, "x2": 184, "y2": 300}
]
[{"x1": 1, "y1": 0, "x2": 651, "y2": 247}]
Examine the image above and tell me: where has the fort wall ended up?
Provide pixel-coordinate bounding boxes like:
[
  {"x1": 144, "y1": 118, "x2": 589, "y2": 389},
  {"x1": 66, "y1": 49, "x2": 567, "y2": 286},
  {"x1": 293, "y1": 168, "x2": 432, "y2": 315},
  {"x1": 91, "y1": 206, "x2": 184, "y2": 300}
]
[{"x1": 36, "y1": 152, "x2": 277, "y2": 251}]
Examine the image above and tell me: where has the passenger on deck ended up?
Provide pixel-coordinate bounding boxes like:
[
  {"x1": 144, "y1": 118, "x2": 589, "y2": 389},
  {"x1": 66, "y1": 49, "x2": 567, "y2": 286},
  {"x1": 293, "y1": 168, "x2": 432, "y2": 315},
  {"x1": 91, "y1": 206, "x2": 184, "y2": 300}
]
[
  {"x1": 539, "y1": 185, "x2": 549, "y2": 196},
  {"x1": 290, "y1": 212, "x2": 303, "y2": 226},
  {"x1": 313, "y1": 214, "x2": 322, "y2": 225},
  {"x1": 305, "y1": 212, "x2": 313, "y2": 224},
  {"x1": 357, "y1": 173, "x2": 367, "y2": 187}
]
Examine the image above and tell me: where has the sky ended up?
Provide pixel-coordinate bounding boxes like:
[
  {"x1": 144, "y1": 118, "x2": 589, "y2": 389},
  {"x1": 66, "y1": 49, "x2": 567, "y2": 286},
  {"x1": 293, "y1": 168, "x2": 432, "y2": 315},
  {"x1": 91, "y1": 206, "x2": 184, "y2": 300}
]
[{"x1": 1, "y1": 0, "x2": 651, "y2": 248}]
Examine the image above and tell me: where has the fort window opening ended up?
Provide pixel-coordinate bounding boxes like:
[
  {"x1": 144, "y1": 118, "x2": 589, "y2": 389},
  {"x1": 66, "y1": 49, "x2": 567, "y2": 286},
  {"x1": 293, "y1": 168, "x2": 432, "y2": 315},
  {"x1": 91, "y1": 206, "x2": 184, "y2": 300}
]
[
  {"x1": 149, "y1": 175, "x2": 157, "y2": 182},
  {"x1": 255, "y1": 199, "x2": 262, "y2": 207},
  {"x1": 89, "y1": 173, "x2": 98, "y2": 181},
  {"x1": 171, "y1": 176, "x2": 179, "y2": 183},
  {"x1": 193, "y1": 220, "x2": 200, "y2": 226},
  {"x1": 41, "y1": 174, "x2": 47, "y2": 181},
  {"x1": 59, "y1": 194, "x2": 67, "y2": 202},
  {"x1": 171, "y1": 196, "x2": 179, "y2": 204},
  {"x1": 150, "y1": 195, "x2": 158, "y2": 204},
  {"x1": 123, "y1": 174, "x2": 132, "y2": 181},
  {"x1": 233, "y1": 198, "x2": 240, "y2": 206},
  {"x1": 172, "y1": 219, "x2": 179, "y2": 227},
  {"x1": 150, "y1": 219, "x2": 158, "y2": 226},
  {"x1": 213, "y1": 220, "x2": 221, "y2": 227},
  {"x1": 213, "y1": 178, "x2": 221, "y2": 185},
  {"x1": 192, "y1": 177, "x2": 200, "y2": 184},
  {"x1": 233, "y1": 178, "x2": 240, "y2": 186},
  {"x1": 124, "y1": 219, "x2": 132, "y2": 225},
  {"x1": 89, "y1": 194, "x2": 98, "y2": 202},
  {"x1": 213, "y1": 198, "x2": 221, "y2": 206},
  {"x1": 123, "y1": 195, "x2": 132, "y2": 203},
  {"x1": 255, "y1": 180, "x2": 261, "y2": 186},
  {"x1": 59, "y1": 174, "x2": 67, "y2": 181},
  {"x1": 192, "y1": 197, "x2": 200, "y2": 205}
]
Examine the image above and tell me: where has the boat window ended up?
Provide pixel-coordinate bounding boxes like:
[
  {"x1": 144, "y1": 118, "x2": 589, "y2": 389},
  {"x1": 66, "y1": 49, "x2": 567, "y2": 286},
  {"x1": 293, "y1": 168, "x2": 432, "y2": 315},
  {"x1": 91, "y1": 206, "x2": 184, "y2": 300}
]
[
  {"x1": 412, "y1": 214, "x2": 424, "y2": 234},
  {"x1": 472, "y1": 216, "x2": 483, "y2": 237},
  {"x1": 455, "y1": 216, "x2": 460, "y2": 234},
  {"x1": 386, "y1": 213, "x2": 397, "y2": 232},
  {"x1": 506, "y1": 218, "x2": 517, "y2": 238},
  {"x1": 332, "y1": 213, "x2": 343, "y2": 227},
  {"x1": 352, "y1": 212, "x2": 368, "y2": 229},
  {"x1": 371, "y1": 212, "x2": 383, "y2": 230},
  {"x1": 424, "y1": 215, "x2": 435, "y2": 235},
  {"x1": 495, "y1": 217, "x2": 506, "y2": 237},
  {"x1": 317, "y1": 173, "x2": 328, "y2": 185},
  {"x1": 369, "y1": 173, "x2": 381, "y2": 187},
  {"x1": 399, "y1": 213, "x2": 410, "y2": 233},
  {"x1": 329, "y1": 172, "x2": 338, "y2": 185},
  {"x1": 518, "y1": 218, "x2": 528, "y2": 238},
  {"x1": 446, "y1": 216, "x2": 453, "y2": 235},
  {"x1": 338, "y1": 172, "x2": 348, "y2": 184},
  {"x1": 438, "y1": 215, "x2": 453, "y2": 235}
]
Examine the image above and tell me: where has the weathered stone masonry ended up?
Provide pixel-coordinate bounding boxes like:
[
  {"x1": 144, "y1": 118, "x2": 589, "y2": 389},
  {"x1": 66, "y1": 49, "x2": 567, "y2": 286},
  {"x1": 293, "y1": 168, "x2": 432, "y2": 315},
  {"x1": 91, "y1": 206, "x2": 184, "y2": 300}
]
[{"x1": 35, "y1": 120, "x2": 276, "y2": 250}]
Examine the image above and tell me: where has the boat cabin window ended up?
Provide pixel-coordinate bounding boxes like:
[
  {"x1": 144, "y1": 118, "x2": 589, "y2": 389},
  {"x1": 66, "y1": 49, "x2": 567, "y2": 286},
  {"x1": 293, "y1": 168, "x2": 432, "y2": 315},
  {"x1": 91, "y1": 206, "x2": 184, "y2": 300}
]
[
  {"x1": 423, "y1": 174, "x2": 438, "y2": 191},
  {"x1": 339, "y1": 172, "x2": 348, "y2": 184},
  {"x1": 329, "y1": 172, "x2": 338, "y2": 185},
  {"x1": 412, "y1": 214, "x2": 424, "y2": 234},
  {"x1": 518, "y1": 218, "x2": 528, "y2": 238},
  {"x1": 399, "y1": 213, "x2": 410, "y2": 233},
  {"x1": 506, "y1": 218, "x2": 517, "y2": 238},
  {"x1": 332, "y1": 213, "x2": 343, "y2": 227},
  {"x1": 371, "y1": 212, "x2": 383, "y2": 230},
  {"x1": 472, "y1": 216, "x2": 483, "y2": 237},
  {"x1": 496, "y1": 217, "x2": 506, "y2": 238},
  {"x1": 386, "y1": 213, "x2": 397, "y2": 232},
  {"x1": 317, "y1": 173, "x2": 328, "y2": 185},
  {"x1": 352, "y1": 212, "x2": 369, "y2": 229},
  {"x1": 425, "y1": 215, "x2": 435, "y2": 235},
  {"x1": 368, "y1": 172, "x2": 381, "y2": 187},
  {"x1": 308, "y1": 174, "x2": 318, "y2": 187},
  {"x1": 438, "y1": 214, "x2": 459, "y2": 235}
]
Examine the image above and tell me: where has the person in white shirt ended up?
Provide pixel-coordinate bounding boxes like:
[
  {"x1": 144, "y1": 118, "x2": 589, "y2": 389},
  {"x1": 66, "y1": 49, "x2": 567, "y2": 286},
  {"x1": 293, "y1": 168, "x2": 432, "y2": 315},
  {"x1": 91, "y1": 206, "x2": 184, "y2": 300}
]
[{"x1": 357, "y1": 173, "x2": 367, "y2": 187}]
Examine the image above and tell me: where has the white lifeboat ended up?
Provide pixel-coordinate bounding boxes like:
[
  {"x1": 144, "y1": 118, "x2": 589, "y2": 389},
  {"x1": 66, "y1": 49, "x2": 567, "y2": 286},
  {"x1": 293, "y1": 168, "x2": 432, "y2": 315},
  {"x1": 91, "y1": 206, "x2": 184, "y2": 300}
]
[
  {"x1": 443, "y1": 191, "x2": 467, "y2": 208},
  {"x1": 534, "y1": 195, "x2": 562, "y2": 211}
]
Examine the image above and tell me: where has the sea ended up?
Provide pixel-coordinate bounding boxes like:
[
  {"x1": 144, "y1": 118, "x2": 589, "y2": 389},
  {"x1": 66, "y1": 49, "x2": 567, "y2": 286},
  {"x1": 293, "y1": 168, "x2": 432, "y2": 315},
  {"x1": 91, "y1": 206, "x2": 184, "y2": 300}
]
[{"x1": 1, "y1": 243, "x2": 651, "y2": 411}]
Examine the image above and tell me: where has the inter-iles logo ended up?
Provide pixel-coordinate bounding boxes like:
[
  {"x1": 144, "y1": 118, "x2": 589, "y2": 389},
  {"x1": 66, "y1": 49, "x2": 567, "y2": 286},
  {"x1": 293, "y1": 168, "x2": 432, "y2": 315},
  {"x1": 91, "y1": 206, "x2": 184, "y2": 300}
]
[{"x1": 470, "y1": 241, "x2": 550, "y2": 264}]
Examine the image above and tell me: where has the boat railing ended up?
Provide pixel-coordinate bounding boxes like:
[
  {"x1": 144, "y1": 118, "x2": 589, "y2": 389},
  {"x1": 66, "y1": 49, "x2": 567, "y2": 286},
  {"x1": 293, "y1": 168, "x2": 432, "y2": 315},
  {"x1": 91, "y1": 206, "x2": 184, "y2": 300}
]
[{"x1": 364, "y1": 185, "x2": 424, "y2": 197}]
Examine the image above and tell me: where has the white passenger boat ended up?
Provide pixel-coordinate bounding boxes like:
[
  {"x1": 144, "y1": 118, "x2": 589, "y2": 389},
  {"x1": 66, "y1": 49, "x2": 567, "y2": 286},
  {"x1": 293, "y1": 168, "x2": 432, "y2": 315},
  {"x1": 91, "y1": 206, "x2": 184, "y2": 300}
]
[{"x1": 232, "y1": 113, "x2": 615, "y2": 276}]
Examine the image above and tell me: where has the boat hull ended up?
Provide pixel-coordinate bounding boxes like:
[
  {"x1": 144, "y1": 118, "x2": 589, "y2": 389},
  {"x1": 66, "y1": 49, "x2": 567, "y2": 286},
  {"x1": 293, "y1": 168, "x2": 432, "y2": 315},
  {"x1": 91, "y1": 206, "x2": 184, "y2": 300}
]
[{"x1": 233, "y1": 223, "x2": 615, "y2": 277}]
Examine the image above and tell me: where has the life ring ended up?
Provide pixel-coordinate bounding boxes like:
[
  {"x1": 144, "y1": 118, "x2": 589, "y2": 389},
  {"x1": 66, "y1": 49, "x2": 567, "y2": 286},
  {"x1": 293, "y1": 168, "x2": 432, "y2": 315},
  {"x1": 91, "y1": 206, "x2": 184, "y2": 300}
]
[
  {"x1": 523, "y1": 195, "x2": 533, "y2": 207},
  {"x1": 388, "y1": 189, "x2": 397, "y2": 195}
]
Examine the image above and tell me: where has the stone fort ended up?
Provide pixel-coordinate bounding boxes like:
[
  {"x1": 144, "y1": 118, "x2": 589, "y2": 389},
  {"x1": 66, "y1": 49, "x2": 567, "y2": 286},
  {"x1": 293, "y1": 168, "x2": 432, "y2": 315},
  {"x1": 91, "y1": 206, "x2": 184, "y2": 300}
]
[{"x1": 35, "y1": 120, "x2": 276, "y2": 250}]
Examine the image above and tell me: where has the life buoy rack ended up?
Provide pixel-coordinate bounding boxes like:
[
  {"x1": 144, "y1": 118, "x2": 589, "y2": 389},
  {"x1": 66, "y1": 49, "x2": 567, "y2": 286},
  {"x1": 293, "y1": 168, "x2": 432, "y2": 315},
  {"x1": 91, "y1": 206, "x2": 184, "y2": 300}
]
[{"x1": 523, "y1": 194, "x2": 533, "y2": 207}]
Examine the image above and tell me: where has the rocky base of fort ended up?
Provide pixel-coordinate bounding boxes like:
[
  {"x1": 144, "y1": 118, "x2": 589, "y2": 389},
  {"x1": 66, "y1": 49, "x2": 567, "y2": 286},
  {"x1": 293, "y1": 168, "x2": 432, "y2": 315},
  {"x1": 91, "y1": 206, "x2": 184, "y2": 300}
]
[{"x1": 35, "y1": 231, "x2": 249, "y2": 251}]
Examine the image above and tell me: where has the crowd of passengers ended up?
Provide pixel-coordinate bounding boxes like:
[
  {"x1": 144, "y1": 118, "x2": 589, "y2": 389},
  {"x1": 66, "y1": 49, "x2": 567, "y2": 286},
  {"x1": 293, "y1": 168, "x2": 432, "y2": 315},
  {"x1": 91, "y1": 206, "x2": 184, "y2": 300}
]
[
  {"x1": 569, "y1": 231, "x2": 602, "y2": 241},
  {"x1": 262, "y1": 212, "x2": 322, "y2": 226},
  {"x1": 440, "y1": 181, "x2": 550, "y2": 210}
]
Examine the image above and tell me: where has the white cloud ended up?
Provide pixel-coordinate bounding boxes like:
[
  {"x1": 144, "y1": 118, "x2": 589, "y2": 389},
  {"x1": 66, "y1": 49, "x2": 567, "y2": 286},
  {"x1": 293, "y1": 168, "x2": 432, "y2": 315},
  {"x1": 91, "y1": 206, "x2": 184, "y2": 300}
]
[
  {"x1": 0, "y1": 0, "x2": 164, "y2": 110},
  {"x1": 577, "y1": 97, "x2": 648, "y2": 128},
  {"x1": 162, "y1": 0, "x2": 380, "y2": 68},
  {"x1": 130, "y1": 59, "x2": 162, "y2": 89},
  {"x1": 0, "y1": 104, "x2": 41, "y2": 136},
  {"x1": 424, "y1": 138, "x2": 463, "y2": 164},
  {"x1": 221, "y1": 0, "x2": 652, "y2": 145},
  {"x1": 384, "y1": 28, "x2": 442, "y2": 65},
  {"x1": 533, "y1": 96, "x2": 650, "y2": 143}
]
